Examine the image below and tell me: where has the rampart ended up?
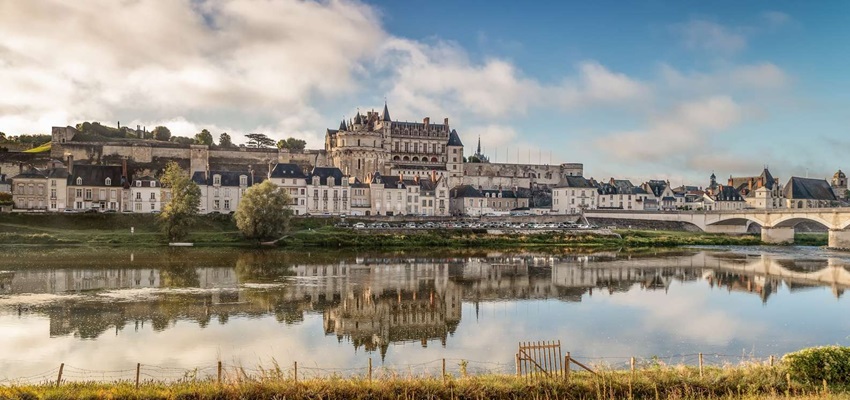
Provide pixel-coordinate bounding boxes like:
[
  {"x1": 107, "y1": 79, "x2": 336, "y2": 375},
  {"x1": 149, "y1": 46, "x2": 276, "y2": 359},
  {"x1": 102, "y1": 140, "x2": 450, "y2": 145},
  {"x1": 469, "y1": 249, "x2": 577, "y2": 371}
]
[{"x1": 462, "y1": 162, "x2": 583, "y2": 189}]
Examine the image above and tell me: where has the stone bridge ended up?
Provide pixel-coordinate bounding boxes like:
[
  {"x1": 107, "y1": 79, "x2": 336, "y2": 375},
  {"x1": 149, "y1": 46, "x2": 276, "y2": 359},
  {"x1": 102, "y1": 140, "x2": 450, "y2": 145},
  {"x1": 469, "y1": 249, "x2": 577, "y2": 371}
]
[{"x1": 584, "y1": 209, "x2": 850, "y2": 248}]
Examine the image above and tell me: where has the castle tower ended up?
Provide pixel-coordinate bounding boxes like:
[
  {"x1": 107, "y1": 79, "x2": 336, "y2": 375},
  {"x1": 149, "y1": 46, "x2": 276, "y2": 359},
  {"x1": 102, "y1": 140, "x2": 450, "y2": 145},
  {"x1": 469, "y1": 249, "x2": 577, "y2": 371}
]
[{"x1": 446, "y1": 129, "x2": 464, "y2": 186}]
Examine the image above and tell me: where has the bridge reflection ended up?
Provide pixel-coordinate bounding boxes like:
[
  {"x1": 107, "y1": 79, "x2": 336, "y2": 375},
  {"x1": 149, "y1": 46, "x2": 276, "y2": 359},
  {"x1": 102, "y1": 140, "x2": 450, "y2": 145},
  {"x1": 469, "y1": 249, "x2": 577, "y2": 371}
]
[{"x1": 0, "y1": 249, "x2": 847, "y2": 353}]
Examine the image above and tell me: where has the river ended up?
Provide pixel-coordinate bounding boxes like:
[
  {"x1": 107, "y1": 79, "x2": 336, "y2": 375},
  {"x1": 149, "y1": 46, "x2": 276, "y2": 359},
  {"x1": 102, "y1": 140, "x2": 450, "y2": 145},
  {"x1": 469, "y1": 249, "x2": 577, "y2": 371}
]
[{"x1": 0, "y1": 246, "x2": 848, "y2": 381}]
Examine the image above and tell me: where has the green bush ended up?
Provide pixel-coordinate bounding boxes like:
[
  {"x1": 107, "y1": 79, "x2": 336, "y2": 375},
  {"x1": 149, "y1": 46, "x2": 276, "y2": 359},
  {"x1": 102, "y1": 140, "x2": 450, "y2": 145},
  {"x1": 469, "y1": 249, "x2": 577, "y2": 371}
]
[{"x1": 783, "y1": 345, "x2": 850, "y2": 385}]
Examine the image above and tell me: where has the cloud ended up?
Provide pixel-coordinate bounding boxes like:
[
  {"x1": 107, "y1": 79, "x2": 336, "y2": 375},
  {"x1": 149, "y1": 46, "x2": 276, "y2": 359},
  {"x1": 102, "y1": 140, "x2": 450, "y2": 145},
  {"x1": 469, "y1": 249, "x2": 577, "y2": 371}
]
[
  {"x1": 0, "y1": 0, "x2": 385, "y2": 144},
  {"x1": 594, "y1": 96, "x2": 743, "y2": 162},
  {"x1": 661, "y1": 63, "x2": 789, "y2": 92},
  {"x1": 673, "y1": 20, "x2": 747, "y2": 55},
  {"x1": 761, "y1": 11, "x2": 791, "y2": 28},
  {"x1": 376, "y1": 39, "x2": 647, "y2": 120}
]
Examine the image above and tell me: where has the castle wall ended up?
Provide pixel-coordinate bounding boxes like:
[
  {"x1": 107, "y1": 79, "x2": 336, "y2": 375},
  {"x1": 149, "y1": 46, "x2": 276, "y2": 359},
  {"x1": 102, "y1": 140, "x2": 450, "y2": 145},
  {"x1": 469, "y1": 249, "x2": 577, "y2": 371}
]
[{"x1": 463, "y1": 162, "x2": 584, "y2": 189}]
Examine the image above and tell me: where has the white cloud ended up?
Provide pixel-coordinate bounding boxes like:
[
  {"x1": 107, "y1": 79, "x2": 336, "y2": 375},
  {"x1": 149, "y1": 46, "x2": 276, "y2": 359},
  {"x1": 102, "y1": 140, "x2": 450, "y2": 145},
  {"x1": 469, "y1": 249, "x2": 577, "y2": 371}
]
[
  {"x1": 0, "y1": 0, "x2": 385, "y2": 145},
  {"x1": 673, "y1": 20, "x2": 747, "y2": 55},
  {"x1": 762, "y1": 11, "x2": 791, "y2": 28},
  {"x1": 660, "y1": 63, "x2": 789, "y2": 92},
  {"x1": 595, "y1": 96, "x2": 743, "y2": 162},
  {"x1": 376, "y1": 39, "x2": 647, "y2": 120}
]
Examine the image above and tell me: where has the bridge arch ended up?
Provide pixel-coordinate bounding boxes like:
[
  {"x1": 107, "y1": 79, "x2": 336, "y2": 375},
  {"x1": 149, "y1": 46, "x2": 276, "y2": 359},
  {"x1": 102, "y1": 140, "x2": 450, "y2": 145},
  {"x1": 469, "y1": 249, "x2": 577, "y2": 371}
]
[{"x1": 770, "y1": 215, "x2": 833, "y2": 230}]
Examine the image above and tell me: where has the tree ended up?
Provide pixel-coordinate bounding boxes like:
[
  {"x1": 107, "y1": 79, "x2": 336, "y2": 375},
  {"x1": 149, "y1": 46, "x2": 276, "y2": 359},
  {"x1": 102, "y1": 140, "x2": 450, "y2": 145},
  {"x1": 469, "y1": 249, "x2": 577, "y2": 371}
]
[
  {"x1": 234, "y1": 180, "x2": 292, "y2": 241},
  {"x1": 245, "y1": 133, "x2": 275, "y2": 148},
  {"x1": 170, "y1": 136, "x2": 194, "y2": 145},
  {"x1": 158, "y1": 162, "x2": 201, "y2": 242},
  {"x1": 194, "y1": 129, "x2": 214, "y2": 146},
  {"x1": 0, "y1": 132, "x2": 6, "y2": 141},
  {"x1": 219, "y1": 132, "x2": 233, "y2": 148},
  {"x1": 152, "y1": 126, "x2": 171, "y2": 141},
  {"x1": 277, "y1": 137, "x2": 306, "y2": 152},
  {"x1": 276, "y1": 139, "x2": 286, "y2": 149}
]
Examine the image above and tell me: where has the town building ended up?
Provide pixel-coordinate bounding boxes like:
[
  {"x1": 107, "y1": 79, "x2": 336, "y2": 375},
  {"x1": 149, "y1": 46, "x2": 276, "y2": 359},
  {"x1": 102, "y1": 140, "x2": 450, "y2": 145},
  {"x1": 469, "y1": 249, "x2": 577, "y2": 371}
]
[
  {"x1": 192, "y1": 170, "x2": 265, "y2": 214},
  {"x1": 67, "y1": 163, "x2": 128, "y2": 211},
  {"x1": 11, "y1": 168, "x2": 49, "y2": 210},
  {"x1": 551, "y1": 176, "x2": 598, "y2": 215},
  {"x1": 449, "y1": 185, "x2": 485, "y2": 216},
  {"x1": 641, "y1": 180, "x2": 681, "y2": 210},
  {"x1": 832, "y1": 170, "x2": 847, "y2": 199},
  {"x1": 305, "y1": 167, "x2": 349, "y2": 216},
  {"x1": 268, "y1": 163, "x2": 309, "y2": 216},
  {"x1": 0, "y1": 173, "x2": 10, "y2": 194},
  {"x1": 702, "y1": 185, "x2": 746, "y2": 211},
  {"x1": 782, "y1": 177, "x2": 837, "y2": 208},
  {"x1": 597, "y1": 178, "x2": 650, "y2": 211},
  {"x1": 480, "y1": 188, "x2": 530, "y2": 213},
  {"x1": 129, "y1": 176, "x2": 166, "y2": 213},
  {"x1": 726, "y1": 168, "x2": 783, "y2": 209}
]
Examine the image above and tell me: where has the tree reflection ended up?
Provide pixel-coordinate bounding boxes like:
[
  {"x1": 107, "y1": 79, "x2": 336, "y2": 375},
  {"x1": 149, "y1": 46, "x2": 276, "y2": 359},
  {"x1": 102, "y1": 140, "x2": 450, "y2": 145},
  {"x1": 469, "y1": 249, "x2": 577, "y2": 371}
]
[{"x1": 160, "y1": 250, "x2": 200, "y2": 288}]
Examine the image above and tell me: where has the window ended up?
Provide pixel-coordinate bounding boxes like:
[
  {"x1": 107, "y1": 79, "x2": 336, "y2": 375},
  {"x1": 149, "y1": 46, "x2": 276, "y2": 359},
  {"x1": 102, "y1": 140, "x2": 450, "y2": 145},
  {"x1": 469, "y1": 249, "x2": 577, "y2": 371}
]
[
  {"x1": 76, "y1": 177, "x2": 82, "y2": 185},
  {"x1": 50, "y1": 189, "x2": 56, "y2": 199},
  {"x1": 214, "y1": 200, "x2": 220, "y2": 210},
  {"x1": 136, "y1": 192, "x2": 142, "y2": 200},
  {"x1": 150, "y1": 193, "x2": 156, "y2": 201},
  {"x1": 150, "y1": 181, "x2": 155, "y2": 188},
  {"x1": 150, "y1": 203, "x2": 155, "y2": 210},
  {"x1": 51, "y1": 180, "x2": 56, "y2": 187},
  {"x1": 85, "y1": 189, "x2": 92, "y2": 200},
  {"x1": 300, "y1": 188, "x2": 305, "y2": 195},
  {"x1": 105, "y1": 177, "x2": 111, "y2": 186},
  {"x1": 213, "y1": 175, "x2": 221, "y2": 185},
  {"x1": 239, "y1": 175, "x2": 247, "y2": 186},
  {"x1": 76, "y1": 202, "x2": 82, "y2": 209},
  {"x1": 136, "y1": 181, "x2": 141, "y2": 187},
  {"x1": 224, "y1": 200, "x2": 230, "y2": 209},
  {"x1": 76, "y1": 189, "x2": 82, "y2": 198}
]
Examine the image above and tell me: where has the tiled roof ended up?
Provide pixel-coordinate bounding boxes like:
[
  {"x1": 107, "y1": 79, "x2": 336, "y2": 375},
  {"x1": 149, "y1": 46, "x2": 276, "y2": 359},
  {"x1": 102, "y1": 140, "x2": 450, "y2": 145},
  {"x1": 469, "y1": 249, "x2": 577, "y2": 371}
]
[
  {"x1": 68, "y1": 165, "x2": 125, "y2": 187},
  {"x1": 558, "y1": 176, "x2": 597, "y2": 188},
  {"x1": 132, "y1": 176, "x2": 160, "y2": 187},
  {"x1": 191, "y1": 170, "x2": 265, "y2": 186},
  {"x1": 711, "y1": 186, "x2": 744, "y2": 201},
  {"x1": 308, "y1": 167, "x2": 345, "y2": 186},
  {"x1": 382, "y1": 103, "x2": 392, "y2": 122},
  {"x1": 481, "y1": 189, "x2": 529, "y2": 199},
  {"x1": 783, "y1": 177, "x2": 837, "y2": 201},
  {"x1": 447, "y1": 129, "x2": 463, "y2": 146},
  {"x1": 269, "y1": 163, "x2": 308, "y2": 179},
  {"x1": 11, "y1": 169, "x2": 48, "y2": 179},
  {"x1": 450, "y1": 185, "x2": 483, "y2": 198}
]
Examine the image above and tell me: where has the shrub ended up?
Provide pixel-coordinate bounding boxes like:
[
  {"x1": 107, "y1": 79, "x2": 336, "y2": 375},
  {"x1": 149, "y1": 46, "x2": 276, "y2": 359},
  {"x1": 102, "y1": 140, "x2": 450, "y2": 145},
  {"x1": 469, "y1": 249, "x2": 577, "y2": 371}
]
[{"x1": 783, "y1": 345, "x2": 850, "y2": 385}]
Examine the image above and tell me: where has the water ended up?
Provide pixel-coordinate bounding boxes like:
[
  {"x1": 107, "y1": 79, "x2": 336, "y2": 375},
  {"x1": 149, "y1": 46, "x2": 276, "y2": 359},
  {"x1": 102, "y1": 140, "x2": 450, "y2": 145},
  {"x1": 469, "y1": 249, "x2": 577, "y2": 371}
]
[{"x1": 0, "y1": 246, "x2": 848, "y2": 381}]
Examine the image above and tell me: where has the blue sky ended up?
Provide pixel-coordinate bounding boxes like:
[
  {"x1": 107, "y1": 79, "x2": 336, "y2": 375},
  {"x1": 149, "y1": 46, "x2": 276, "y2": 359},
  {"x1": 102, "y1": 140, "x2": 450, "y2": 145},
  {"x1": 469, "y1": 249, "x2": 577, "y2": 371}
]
[{"x1": 1, "y1": 0, "x2": 848, "y2": 185}]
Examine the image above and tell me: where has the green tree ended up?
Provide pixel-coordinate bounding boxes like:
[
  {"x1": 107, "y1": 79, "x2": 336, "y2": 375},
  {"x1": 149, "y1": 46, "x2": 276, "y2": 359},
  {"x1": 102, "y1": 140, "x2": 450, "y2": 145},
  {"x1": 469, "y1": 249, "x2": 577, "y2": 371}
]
[
  {"x1": 152, "y1": 126, "x2": 172, "y2": 141},
  {"x1": 276, "y1": 137, "x2": 307, "y2": 152},
  {"x1": 276, "y1": 139, "x2": 286, "y2": 149},
  {"x1": 219, "y1": 132, "x2": 233, "y2": 147},
  {"x1": 170, "y1": 136, "x2": 194, "y2": 145},
  {"x1": 234, "y1": 180, "x2": 292, "y2": 241},
  {"x1": 158, "y1": 162, "x2": 201, "y2": 242},
  {"x1": 245, "y1": 133, "x2": 275, "y2": 148},
  {"x1": 194, "y1": 129, "x2": 214, "y2": 146},
  {"x1": 0, "y1": 132, "x2": 6, "y2": 141}
]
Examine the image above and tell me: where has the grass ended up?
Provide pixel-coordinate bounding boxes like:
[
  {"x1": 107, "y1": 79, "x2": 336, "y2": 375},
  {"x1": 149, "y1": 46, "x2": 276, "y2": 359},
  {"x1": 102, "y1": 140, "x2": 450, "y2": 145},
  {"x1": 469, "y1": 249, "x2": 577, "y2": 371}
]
[
  {"x1": 2, "y1": 364, "x2": 850, "y2": 399},
  {"x1": 22, "y1": 141, "x2": 52, "y2": 153}
]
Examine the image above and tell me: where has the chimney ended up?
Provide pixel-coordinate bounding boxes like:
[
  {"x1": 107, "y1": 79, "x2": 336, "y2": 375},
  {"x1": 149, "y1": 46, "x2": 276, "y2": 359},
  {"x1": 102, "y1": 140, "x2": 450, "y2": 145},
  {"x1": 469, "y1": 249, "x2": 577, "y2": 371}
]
[
  {"x1": 748, "y1": 178, "x2": 753, "y2": 191},
  {"x1": 414, "y1": 175, "x2": 420, "y2": 184},
  {"x1": 430, "y1": 169, "x2": 437, "y2": 183},
  {"x1": 423, "y1": 117, "x2": 430, "y2": 129},
  {"x1": 66, "y1": 155, "x2": 73, "y2": 175},
  {"x1": 118, "y1": 121, "x2": 120, "y2": 129},
  {"x1": 399, "y1": 172, "x2": 403, "y2": 181},
  {"x1": 444, "y1": 117, "x2": 449, "y2": 127}
]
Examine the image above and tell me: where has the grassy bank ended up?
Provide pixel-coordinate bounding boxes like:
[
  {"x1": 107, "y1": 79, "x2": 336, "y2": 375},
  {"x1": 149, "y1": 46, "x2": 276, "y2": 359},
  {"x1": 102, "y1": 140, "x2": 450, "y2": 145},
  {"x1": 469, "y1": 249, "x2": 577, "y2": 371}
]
[
  {"x1": 2, "y1": 365, "x2": 849, "y2": 399},
  {"x1": 0, "y1": 213, "x2": 776, "y2": 248}
]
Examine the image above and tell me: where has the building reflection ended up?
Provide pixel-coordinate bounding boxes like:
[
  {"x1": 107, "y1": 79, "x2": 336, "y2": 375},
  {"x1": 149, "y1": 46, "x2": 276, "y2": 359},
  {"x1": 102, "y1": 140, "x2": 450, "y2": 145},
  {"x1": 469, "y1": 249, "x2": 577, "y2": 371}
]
[{"x1": 1, "y1": 249, "x2": 849, "y2": 352}]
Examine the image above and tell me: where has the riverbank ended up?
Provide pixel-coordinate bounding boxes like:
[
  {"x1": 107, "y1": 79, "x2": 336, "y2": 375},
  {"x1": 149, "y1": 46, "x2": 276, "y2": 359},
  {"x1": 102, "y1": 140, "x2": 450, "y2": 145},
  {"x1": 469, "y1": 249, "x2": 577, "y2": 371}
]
[
  {"x1": 2, "y1": 364, "x2": 848, "y2": 399},
  {"x1": 0, "y1": 213, "x2": 826, "y2": 248}
]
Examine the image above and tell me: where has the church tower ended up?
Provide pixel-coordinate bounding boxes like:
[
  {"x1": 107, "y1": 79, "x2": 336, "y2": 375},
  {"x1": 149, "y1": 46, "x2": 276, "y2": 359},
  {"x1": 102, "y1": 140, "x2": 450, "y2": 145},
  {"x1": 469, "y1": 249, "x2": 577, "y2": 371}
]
[{"x1": 446, "y1": 129, "x2": 464, "y2": 186}]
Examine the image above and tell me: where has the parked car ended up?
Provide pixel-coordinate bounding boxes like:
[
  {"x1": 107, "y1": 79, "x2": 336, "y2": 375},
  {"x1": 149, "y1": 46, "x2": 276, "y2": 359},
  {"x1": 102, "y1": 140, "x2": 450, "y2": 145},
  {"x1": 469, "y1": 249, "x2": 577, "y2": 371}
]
[{"x1": 353, "y1": 222, "x2": 366, "y2": 229}]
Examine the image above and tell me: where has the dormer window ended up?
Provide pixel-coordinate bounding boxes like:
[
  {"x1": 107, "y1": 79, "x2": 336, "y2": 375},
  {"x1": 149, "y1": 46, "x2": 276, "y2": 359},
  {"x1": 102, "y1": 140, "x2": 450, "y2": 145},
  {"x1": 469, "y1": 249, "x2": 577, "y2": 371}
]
[
  {"x1": 239, "y1": 175, "x2": 247, "y2": 186},
  {"x1": 136, "y1": 181, "x2": 141, "y2": 187},
  {"x1": 214, "y1": 175, "x2": 222, "y2": 186},
  {"x1": 150, "y1": 181, "x2": 155, "y2": 188},
  {"x1": 105, "y1": 178, "x2": 111, "y2": 186},
  {"x1": 76, "y1": 177, "x2": 82, "y2": 185},
  {"x1": 328, "y1": 177, "x2": 335, "y2": 186}
]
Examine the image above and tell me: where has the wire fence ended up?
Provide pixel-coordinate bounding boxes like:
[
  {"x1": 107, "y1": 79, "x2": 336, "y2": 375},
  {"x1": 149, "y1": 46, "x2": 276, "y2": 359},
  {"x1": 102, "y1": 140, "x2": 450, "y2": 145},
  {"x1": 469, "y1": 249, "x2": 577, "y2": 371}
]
[{"x1": 0, "y1": 353, "x2": 782, "y2": 386}]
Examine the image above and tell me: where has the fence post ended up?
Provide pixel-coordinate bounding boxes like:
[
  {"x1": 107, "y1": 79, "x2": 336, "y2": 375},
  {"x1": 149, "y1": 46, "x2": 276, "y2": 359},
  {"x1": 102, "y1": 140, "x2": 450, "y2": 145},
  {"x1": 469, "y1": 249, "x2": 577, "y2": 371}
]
[
  {"x1": 515, "y1": 353, "x2": 520, "y2": 377},
  {"x1": 564, "y1": 352, "x2": 570, "y2": 382},
  {"x1": 135, "y1": 363, "x2": 140, "y2": 389},
  {"x1": 698, "y1": 353, "x2": 704, "y2": 377},
  {"x1": 630, "y1": 357, "x2": 635, "y2": 375},
  {"x1": 769, "y1": 355, "x2": 775, "y2": 367},
  {"x1": 368, "y1": 358, "x2": 372, "y2": 383},
  {"x1": 442, "y1": 358, "x2": 446, "y2": 383},
  {"x1": 218, "y1": 361, "x2": 222, "y2": 385},
  {"x1": 56, "y1": 363, "x2": 64, "y2": 386},
  {"x1": 294, "y1": 361, "x2": 298, "y2": 383}
]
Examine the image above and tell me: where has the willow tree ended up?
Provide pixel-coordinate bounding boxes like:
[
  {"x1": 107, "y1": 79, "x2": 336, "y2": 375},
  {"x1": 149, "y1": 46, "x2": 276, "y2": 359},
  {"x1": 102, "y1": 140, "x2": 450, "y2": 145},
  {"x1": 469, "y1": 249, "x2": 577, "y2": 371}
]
[
  {"x1": 159, "y1": 162, "x2": 200, "y2": 242},
  {"x1": 234, "y1": 180, "x2": 291, "y2": 241}
]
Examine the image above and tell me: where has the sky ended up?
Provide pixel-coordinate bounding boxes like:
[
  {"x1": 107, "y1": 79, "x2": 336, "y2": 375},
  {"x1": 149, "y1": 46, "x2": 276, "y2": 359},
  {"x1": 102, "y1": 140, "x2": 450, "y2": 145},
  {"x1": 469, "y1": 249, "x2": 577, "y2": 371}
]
[{"x1": 1, "y1": 0, "x2": 849, "y2": 185}]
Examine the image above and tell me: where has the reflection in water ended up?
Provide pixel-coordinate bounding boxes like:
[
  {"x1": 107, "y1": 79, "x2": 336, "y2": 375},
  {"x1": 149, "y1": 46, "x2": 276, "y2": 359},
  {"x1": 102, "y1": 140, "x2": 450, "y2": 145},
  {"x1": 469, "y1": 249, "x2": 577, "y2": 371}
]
[{"x1": 0, "y1": 248, "x2": 849, "y2": 376}]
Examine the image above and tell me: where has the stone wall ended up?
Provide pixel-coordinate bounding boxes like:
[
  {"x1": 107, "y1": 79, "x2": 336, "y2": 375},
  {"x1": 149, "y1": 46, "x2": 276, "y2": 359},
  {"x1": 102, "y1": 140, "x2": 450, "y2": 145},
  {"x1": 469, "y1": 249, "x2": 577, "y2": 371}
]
[
  {"x1": 586, "y1": 217, "x2": 703, "y2": 232},
  {"x1": 462, "y1": 162, "x2": 584, "y2": 189}
]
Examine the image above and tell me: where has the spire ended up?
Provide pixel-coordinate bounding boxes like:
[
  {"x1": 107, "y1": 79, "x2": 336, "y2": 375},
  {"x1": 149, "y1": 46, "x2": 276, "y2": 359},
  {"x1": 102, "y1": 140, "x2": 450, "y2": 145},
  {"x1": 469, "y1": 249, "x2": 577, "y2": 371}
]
[
  {"x1": 354, "y1": 110, "x2": 362, "y2": 125},
  {"x1": 476, "y1": 136, "x2": 482, "y2": 154},
  {"x1": 382, "y1": 101, "x2": 391, "y2": 122},
  {"x1": 338, "y1": 119, "x2": 347, "y2": 131}
]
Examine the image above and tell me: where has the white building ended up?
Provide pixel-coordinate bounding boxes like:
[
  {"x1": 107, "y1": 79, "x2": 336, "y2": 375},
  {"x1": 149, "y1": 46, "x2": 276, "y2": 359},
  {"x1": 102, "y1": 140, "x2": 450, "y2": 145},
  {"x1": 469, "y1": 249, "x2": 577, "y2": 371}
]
[
  {"x1": 551, "y1": 177, "x2": 598, "y2": 215},
  {"x1": 191, "y1": 170, "x2": 265, "y2": 214},
  {"x1": 268, "y1": 163, "x2": 309, "y2": 216},
  {"x1": 129, "y1": 176, "x2": 168, "y2": 213},
  {"x1": 305, "y1": 167, "x2": 350, "y2": 216}
]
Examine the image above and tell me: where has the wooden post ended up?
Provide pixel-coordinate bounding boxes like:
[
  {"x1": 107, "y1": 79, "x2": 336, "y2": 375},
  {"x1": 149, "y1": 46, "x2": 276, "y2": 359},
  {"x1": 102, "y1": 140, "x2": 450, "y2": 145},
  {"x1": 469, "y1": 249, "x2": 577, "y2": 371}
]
[
  {"x1": 564, "y1": 352, "x2": 571, "y2": 382},
  {"x1": 769, "y1": 355, "x2": 775, "y2": 367},
  {"x1": 56, "y1": 363, "x2": 64, "y2": 386},
  {"x1": 294, "y1": 361, "x2": 298, "y2": 383},
  {"x1": 217, "y1": 361, "x2": 222, "y2": 384},
  {"x1": 630, "y1": 357, "x2": 635, "y2": 375},
  {"x1": 135, "y1": 363, "x2": 140, "y2": 389},
  {"x1": 698, "y1": 353, "x2": 704, "y2": 377},
  {"x1": 515, "y1": 353, "x2": 520, "y2": 377},
  {"x1": 368, "y1": 358, "x2": 372, "y2": 382},
  {"x1": 442, "y1": 358, "x2": 447, "y2": 383}
]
